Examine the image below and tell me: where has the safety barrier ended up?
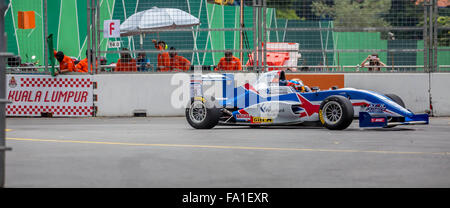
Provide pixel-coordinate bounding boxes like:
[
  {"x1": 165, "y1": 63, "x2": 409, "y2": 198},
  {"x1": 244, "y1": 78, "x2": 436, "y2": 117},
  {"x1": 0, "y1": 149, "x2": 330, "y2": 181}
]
[
  {"x1": 344, "y1": 73, "x2": 430, "y2": 114},
  {"x1": 5, "y1": 72, "x2": 450, "y2": 117},
  {"x1": 93, "y1": 74, "x2": 189, "y2": 117},
  {"x1": 92, "y1": 73, "x2": 449, "y2": 117}
]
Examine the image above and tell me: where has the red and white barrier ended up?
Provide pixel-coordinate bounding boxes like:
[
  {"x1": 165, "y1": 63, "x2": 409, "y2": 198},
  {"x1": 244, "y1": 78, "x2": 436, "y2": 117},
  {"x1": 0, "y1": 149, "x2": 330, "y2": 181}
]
[{"x1": 6, "y1": 75, "x2": 94, "y2": 117}]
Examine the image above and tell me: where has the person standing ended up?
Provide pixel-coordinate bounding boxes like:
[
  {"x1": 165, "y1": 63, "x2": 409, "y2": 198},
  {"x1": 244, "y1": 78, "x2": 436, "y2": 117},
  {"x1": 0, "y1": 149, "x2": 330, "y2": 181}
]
[{"x1": 152, "y1": 39, "x2": 170, "y2": 72}]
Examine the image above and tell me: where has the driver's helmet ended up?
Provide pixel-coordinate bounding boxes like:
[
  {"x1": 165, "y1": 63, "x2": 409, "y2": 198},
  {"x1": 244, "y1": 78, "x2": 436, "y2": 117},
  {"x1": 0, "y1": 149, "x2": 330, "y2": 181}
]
[{"x1": 287, "y1": 78, "x2": 307, "y2": 92}]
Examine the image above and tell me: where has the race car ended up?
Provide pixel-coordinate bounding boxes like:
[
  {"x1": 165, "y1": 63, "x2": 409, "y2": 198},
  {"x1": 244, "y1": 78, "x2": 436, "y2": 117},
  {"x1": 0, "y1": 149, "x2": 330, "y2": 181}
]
[{"x1": 186, "y1": 71, "x2": 429, "y2": 130}]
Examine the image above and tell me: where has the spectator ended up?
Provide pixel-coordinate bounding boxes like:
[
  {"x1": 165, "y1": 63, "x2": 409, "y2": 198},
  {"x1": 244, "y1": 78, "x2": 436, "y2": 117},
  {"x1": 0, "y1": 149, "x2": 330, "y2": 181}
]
[
  {"x1": 115, "y1": 48, "x2": 137, "y2": 72},
  {"x1": 136, "y1": 52, "x2": 153, "y2": 72},
  {"x1": 300, "y1": 58, "x2": 309, "y2": 71},
  {"x1": 75, "y1": 50, "x2": 97, "y2": 73},
  {"x1": 169, "y1": 47, "x2": 191, "y2": 72},
  {"x1": 152, "y1": 39, "x2": 170, "y2": 72},
  {"x1": 54, "y1": 50, "x2": 75, "y2": 74},
  {"x1": 215, "y1": 50, "x2": 242, "y2": 71},
  {"x1": 360, "y1": 53, "x2": 386, "y2": 71}
]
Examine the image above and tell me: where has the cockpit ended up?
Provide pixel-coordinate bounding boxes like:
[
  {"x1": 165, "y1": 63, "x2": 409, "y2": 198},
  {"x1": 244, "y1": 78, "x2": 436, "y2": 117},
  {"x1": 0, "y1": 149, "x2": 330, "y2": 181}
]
[
  {"x1": 278, "y1": 71, "x2": 312, "y2": 93},
  {"x1": 253, "y1": 70, "x2": 317, "y2": 94}
]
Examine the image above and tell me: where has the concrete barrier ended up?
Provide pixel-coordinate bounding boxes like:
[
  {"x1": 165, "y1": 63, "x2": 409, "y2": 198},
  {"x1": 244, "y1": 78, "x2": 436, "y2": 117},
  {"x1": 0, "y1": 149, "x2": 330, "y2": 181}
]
[
  {"x1": 94, "y1": 73, "x2": 447, "y2": 117},
  {"x1": 94, "y1": 73, "x2": 258, "y2": 117},
  {"x1": 431, "y1": 73, "x2": 450, "y2": 116},
  {"x1": 345, "y1": 73, "x2": 430, "y2": 113},
  {"x1": 345, "y1": 73, "x2": 431, "y2": 114},
  {"x1": 94, "y1": 74, "x2": 191, "y2": 117}
]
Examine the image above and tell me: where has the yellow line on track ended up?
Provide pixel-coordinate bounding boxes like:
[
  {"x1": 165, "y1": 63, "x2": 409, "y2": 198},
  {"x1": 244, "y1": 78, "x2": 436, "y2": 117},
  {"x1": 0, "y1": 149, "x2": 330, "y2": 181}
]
[{"x1": 6, "y1": 137, "x2": 450, "y2": 156}]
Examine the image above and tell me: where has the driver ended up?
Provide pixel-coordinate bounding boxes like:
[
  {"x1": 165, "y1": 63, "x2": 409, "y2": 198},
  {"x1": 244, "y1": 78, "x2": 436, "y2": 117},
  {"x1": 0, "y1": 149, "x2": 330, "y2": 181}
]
[{"x1": 287, "y1": 78, "x2": 311, "y2": 93}]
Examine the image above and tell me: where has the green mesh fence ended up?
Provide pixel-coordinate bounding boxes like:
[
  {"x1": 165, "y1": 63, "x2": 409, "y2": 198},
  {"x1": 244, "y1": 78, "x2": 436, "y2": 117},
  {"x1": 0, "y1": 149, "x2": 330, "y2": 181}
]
[{"x1": 3, "y1": 0, "x2": 448, "y2": 72}]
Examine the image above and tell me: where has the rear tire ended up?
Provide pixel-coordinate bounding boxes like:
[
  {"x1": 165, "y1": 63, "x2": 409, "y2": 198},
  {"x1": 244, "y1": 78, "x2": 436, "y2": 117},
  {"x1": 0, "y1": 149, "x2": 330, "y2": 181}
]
[
  {"x1": 186, "y1": 97, "x2": 221, "y2": 129},
  {"x1": 319, "y1": 95, "x2": 354, "y2": 130}
]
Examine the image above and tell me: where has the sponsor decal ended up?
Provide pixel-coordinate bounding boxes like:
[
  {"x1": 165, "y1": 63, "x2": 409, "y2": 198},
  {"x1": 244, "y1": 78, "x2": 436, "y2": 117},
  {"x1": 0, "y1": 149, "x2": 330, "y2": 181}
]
[
  {"x1": 9, "y1": 76, "x2": 17, "y2": 88},
  {"x1": 193, "y1": 97, "x2": 205, "y2": 102},
  {"x1": 371, "y1": 118, "x2": 386, "y2": 123},
  {"x1": 259, "y1": 103, "x2": 285, "y2": 113},
  {"x1": 366, "y1": 104, "x2": 386, "y2": 113},
  {"x1": 260, "y1": 105, "x2": 270, "y2": 113},
  {"x1": 251, "y1": 117, "x2": 273, "y2": 124},
  {"x1": 236, "y1": 114, "x2": 251, "y2": 119},
  {"x1": 236, "y1": 114, "x2": 251, "y2": 121}
]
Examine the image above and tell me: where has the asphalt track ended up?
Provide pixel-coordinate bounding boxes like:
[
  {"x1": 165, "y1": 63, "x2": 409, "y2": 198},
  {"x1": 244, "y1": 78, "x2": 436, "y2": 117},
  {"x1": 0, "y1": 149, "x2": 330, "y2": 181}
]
[{"x1": 4, "y1": 117, "x2": 450, "y2": 188}]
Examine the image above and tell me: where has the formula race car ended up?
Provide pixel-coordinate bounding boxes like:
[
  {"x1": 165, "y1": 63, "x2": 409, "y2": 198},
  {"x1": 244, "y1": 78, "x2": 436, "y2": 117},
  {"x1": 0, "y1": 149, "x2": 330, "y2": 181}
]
[{"x1": 186, "y1": 71, "x2": 429, "y2": 130}]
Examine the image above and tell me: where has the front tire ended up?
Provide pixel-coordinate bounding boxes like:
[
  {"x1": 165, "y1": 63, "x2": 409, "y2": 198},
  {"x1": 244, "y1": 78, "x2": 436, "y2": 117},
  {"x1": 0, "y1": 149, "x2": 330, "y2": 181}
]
[
  {"x1": 384, "y1": 94, "x2": 406, "y2": 128},
  {"x1": 186, "y1": 97, "x2": 221, "y2": 129},
  {"x1": 384, "y1": 94, "x2": 405, "y2": 108},
  {"x1": 319, "y1": 95, "x2": 354, "y2": 130}
]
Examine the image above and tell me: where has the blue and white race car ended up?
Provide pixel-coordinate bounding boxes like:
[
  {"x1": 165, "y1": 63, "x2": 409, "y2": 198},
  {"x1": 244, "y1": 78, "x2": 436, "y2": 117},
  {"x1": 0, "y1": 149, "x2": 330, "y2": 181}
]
[{"x1": 186, "y1": 71, "x2": 429, "y2": 130}]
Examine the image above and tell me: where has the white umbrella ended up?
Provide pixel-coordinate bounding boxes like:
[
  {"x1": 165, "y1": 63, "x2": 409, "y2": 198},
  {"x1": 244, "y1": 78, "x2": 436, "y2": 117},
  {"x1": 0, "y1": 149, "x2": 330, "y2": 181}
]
[{"x1": 120, "y1": 7, "x2": 200, "y2": 37}]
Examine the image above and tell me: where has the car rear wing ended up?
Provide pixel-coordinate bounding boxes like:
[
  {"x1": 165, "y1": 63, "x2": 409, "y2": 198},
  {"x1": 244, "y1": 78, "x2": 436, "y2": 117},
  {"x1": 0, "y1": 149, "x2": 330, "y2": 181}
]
[{"x1": 190, "y1": 73, "x2": 235, "y2": 101}]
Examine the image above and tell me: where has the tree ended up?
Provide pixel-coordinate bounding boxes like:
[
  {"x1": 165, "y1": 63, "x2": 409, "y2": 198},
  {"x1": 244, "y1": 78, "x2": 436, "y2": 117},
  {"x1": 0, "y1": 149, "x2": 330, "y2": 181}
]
[
  {"x1": 266, "y1": 0, "x2": 301, "y2": 19},
  {"x1": 311, "y1": 0, "x2": 392, "y2": 28},
  {"x1": 294, "y1": 0, "x2": 333, "y2": 20},
  {"x1": 436, "y1": 16, "x2": 450, "y2": 46},
  {"x1": 381, "y1": 0, "x2": 423, "y2": 40},
  {"x1": 384, "y1": 0, "x2": 421, "y2": 27},
  {"x1": 416, "y1": 2, "x2": 450, "y2": 46}
]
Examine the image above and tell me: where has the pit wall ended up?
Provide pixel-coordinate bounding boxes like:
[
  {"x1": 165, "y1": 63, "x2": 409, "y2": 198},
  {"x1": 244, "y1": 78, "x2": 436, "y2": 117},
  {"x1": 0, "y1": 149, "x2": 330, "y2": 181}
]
[{"x1": 93, "y1": 73, "x2": 450, "y2": 117}]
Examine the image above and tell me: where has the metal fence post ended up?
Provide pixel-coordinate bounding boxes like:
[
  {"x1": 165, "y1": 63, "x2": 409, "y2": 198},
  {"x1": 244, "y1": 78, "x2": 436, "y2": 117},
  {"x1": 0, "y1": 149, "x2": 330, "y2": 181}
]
[
  {"x1": 87, "y1": 0, "x2": 92, "y2": 75},
  {"x1": 257, "y1": 1, "x2": 263, "y2": 72},
  {"x1": 44, "y1": 0, "x2": 48, "y2": 72},
  {"x1": 262, "y1": 0, "x2": 267, "y2": 72},
  {"x1": 424, "y1": 1, "x2": 430, "y2": 73},
  {"x1": 91, "y1": 0, "x2": 96, "y2": 75},
  {"x1": 432, "y1": 0, "x2": 438, "y2": 73},
  {"x1": 96, "y1": 0, "x2": 100, "y2": 74},
  {"x1": 430, "y1": 0, "x2": 438, "y2": 116},
  {"x1": 429, "y1": 0, "x2": 433, "y2": 73},
  {"x1": 0, "y1": 0, "x2": 5, "y2": 189},
  {"x1": 0, "y1": 0, "x2": 13, "y2": 188},
  {"x1": 239, "y1": 1, "x2": 244, "y2": 64},
  {"x1": 252, "y1": 0, "x2": 257, "y2": 72}
]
